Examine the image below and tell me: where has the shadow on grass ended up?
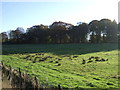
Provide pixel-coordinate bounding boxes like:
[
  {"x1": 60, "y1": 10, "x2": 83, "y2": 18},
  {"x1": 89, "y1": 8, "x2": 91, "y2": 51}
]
[{"x1": 2, "y1": 43, "x2": 118, "y2": 55}]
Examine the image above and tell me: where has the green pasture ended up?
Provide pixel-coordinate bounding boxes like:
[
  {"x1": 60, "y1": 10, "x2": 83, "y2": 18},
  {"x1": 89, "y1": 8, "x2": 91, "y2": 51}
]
[{"x1": 1, "y1": 43, "x2": 119, "y2": 89}]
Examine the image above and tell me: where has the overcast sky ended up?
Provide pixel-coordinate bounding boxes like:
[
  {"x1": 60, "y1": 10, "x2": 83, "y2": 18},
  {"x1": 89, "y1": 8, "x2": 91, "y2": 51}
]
[{"x1": 0, "y1": 0, "x2": 119, "y2": 33}]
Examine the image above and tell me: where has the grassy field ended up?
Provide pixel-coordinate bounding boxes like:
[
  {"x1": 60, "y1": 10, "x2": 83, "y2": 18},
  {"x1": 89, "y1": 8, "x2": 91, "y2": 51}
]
[{"x1": 1, "y1": 43, "x2": 119, "y2": 89}]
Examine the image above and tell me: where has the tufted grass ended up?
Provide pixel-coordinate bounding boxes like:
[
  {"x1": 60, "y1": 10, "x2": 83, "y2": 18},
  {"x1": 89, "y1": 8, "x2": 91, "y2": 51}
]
[{"x1": 1, "y1": 43, "x2": 119, "y2": 89}]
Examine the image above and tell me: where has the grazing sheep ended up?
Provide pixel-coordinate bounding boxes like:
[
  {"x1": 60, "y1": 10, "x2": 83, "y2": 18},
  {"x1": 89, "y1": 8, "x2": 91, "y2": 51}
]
[
  {"x1": 82, "y1": 59, "x2": 86, "y2": 64},
  {"x1": 101, "y1": 58, "x2": 106, "y2": 61},
  {"x1": 42, "y1": 57, "x2": 47, "y2": 60},
  {"x1": 95, "y1": 59, "x2": 101, "y2": 62},
  {"x1": 55, "y1": 61, "x2": 59, "y2": 63},
  {"x1": 72, "y1": 56, "x2": 78, "y2": 58},
  {"x1": 95, "y1": 57, "x2": 100, "y2": 60},
  {"x1": 49, "y1": 61, "x2": 53, "y2": 63},
  {"x1": 88, "y1": 56, "x2": 94, "y2": 60},
  {"x1": 58, "y1": 58, "x2": 62, "y2": 60},
  {"x1": 106, "y1": 59, "x2": 108, "y2": 61},
  {"x1": 46, "y1": 56, "x2": 52, "y2": 58},
  {"x1": 25, "y1": 55, "x2": 30, "y2": 59},
  {"x1": 57, "y1": 63, "x2": 61, "y2": 66},
  {"x1": 87, "y1": 60, "x2": 93, "y2": 63},
  {"x1": 32, "y1": 61, "x2": 36, "y2": 63}
]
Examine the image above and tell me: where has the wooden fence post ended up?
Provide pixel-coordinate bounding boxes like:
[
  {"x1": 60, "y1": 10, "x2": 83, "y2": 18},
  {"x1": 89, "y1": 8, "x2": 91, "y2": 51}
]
[
  {"x1": 34, "y1": 76, "x2": 38, "y2": 90},
  {"x1": 58, "y1": 85, "x2": 61, "y2": 90},
  {"x1": 18, "y1": 68, "x2": 22, "y2": 89}
]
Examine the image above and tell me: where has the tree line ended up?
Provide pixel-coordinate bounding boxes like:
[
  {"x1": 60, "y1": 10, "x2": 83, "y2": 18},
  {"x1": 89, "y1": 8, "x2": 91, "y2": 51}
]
[{"x1": 1, "y1": 18, "x2": 120, "y2": 44}]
